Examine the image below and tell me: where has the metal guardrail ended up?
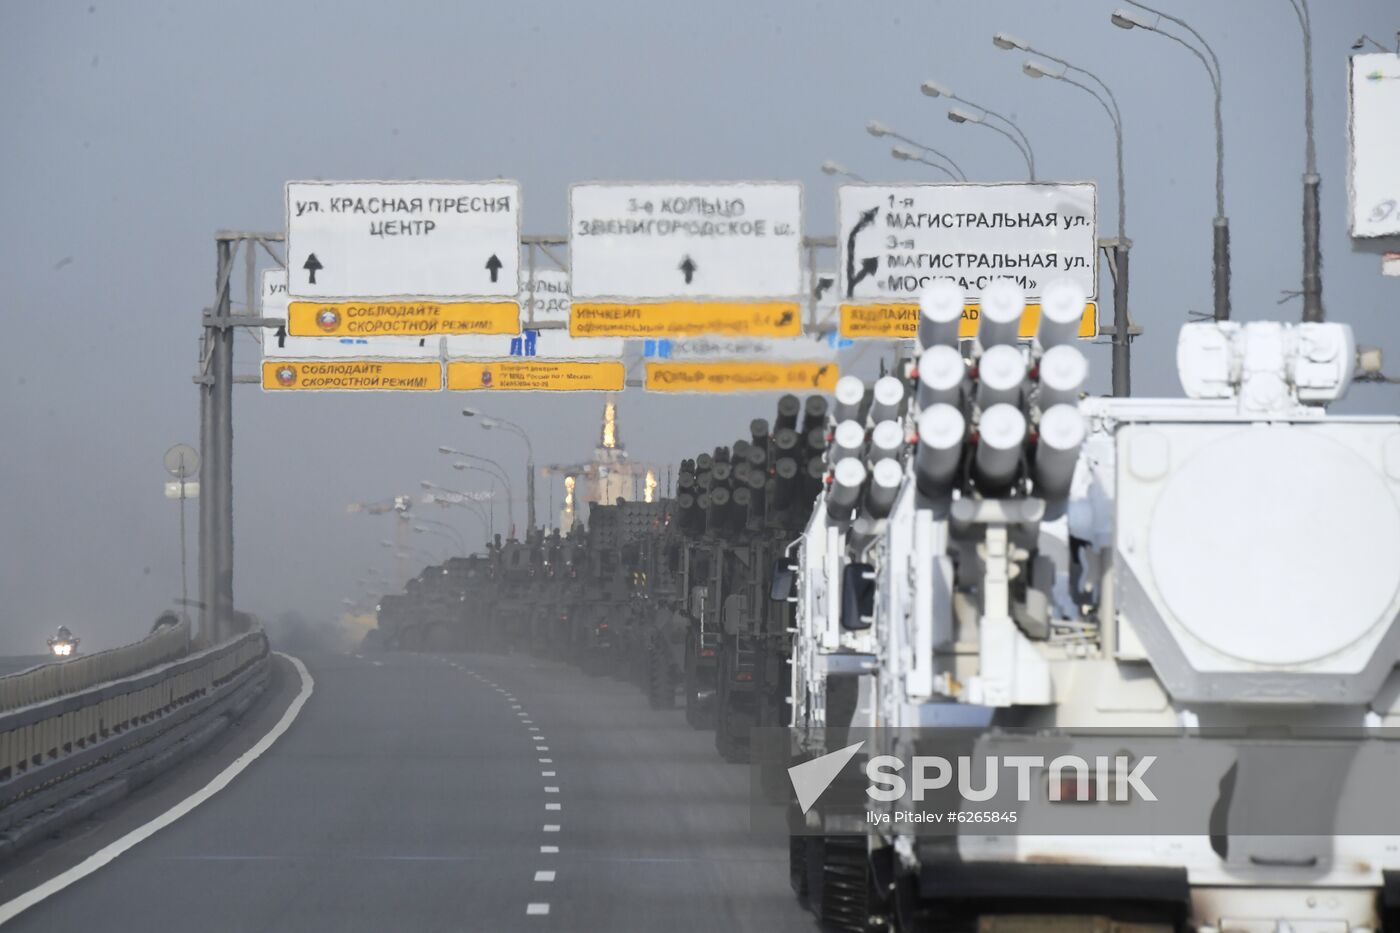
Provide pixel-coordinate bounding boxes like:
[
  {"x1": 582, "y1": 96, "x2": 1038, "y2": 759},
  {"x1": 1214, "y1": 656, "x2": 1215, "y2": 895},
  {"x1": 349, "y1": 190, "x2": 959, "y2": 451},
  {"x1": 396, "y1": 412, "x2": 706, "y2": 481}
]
[
  {"x1": 0, "y1": 621, "x2": 273, "y2": 860},
  {"x1": 0, "y1": 619, "x2": 192, "y2": 713}
]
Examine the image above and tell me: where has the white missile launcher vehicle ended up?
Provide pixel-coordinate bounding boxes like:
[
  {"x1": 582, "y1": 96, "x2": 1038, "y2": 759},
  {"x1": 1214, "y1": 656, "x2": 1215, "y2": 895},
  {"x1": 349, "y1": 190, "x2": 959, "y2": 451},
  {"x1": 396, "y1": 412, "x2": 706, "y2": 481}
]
[{"x1": 787, "y1": 277, "x2": 1400, "y2": 932}]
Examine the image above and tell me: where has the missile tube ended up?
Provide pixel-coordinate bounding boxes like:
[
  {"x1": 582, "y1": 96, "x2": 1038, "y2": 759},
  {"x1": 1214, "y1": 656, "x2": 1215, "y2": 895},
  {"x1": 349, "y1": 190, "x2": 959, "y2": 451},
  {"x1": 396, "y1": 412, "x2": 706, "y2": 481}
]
[
  {"x1": 915, "y1": 404, "x2": 965, "y2": 495},
  {"x1": 974, "y1": 403, "x2": 1027, "y2": 491}
]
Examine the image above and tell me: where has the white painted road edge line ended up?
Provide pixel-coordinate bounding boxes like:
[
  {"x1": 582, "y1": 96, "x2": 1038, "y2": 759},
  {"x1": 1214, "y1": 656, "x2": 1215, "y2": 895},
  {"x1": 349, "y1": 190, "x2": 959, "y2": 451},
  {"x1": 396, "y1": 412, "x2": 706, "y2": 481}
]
[{"x1": 0, "y1": 651, "x2": 315, "y2": 926}]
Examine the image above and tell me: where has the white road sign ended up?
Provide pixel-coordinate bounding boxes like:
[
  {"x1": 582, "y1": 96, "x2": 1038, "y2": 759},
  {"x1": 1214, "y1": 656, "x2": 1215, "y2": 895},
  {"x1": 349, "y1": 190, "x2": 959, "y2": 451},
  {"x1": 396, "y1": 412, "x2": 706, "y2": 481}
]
[
  {"x1": 837, "y1": 182, "x2": 1097, "y2": 302},
  {"x1": 524, "y1": 268, "x2": 570, "y2": 325},
  {"x1": 1349, "y1": 52, "x2": 1400, "y2": 238},
  {"x1": 569, "y1": 182, "x2": 803, "y2": 299},
  {"x1": 286, "y1": 180, "x2": 521, "y2": 299},
  {"x1": 260, "y1": 271, "x2": 439, "y2": 359}
]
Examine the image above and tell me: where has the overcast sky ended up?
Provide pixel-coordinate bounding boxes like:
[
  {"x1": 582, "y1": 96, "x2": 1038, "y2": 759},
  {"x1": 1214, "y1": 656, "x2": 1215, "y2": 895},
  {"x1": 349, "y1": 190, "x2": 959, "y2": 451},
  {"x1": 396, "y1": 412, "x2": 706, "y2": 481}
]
[{"x1": 1, "y1": 0, "x2": 1396, "y2": 652}]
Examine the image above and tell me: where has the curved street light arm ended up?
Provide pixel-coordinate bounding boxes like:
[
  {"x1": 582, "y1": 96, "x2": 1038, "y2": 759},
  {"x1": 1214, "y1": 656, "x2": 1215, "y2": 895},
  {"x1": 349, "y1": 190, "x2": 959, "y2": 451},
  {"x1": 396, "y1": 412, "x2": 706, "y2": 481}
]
[
  {"x1": 1124, "y1": 0, "x2": 1220, "y2": 84},
  {"x1": 889, "y1": 131, "x2": 967, "y2": 181},
  {"x1": 896, "y1": 151, "x2": 959, "y2": 181},
  {"x1": 966, "y1": 117, "x2": 1035, "y2": 181},
  {"x1": 953, "y1": 96, "x2": 1036, "y2": 180},
  {"x1": 1044, "y1": 70, "x2": 1126, "y2": 238}
]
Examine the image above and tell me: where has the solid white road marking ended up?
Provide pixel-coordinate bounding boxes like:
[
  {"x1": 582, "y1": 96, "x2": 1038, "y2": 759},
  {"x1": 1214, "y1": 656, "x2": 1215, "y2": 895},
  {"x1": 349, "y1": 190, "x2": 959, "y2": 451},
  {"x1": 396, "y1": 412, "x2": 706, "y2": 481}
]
[
  {"x1": 0, "y1": 652, "x2": 315, "y2": 925},
  {"x1": 534, "y1": 870, "x2": 556, "y2": 882},
  {"x1": 526, "y1": 903, "x2": 551, "y2": 916}
]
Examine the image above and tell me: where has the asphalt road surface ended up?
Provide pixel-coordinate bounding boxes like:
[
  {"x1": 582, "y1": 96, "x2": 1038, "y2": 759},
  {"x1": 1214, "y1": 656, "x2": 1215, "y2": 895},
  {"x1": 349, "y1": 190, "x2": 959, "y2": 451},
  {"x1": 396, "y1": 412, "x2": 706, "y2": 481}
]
[{"x1": 0, "y1": 650, "x2": 816, "y2": 932}]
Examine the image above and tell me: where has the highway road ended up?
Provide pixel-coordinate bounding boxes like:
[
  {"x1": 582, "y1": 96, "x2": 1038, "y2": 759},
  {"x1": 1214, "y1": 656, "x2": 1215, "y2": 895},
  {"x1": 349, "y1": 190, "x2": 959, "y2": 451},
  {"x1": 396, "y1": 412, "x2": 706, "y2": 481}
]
[{"x1": 0, "y1": 649, "x2": 816, "y2": 932}]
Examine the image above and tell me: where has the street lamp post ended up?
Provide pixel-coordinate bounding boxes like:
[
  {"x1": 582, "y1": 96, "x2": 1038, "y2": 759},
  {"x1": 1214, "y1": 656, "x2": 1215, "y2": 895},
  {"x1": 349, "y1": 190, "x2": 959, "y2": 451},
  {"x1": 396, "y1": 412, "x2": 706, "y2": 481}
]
[
  {"x1": 451, "y1": 463, "x2": 507, "y2": 538},
  {"x1": 413, "y1": 518, "x2": 466, "y2": 555},
  {"x1": 419, "y1": 480, "x2": 494, "y2": 540},
  {"x1": 1285, "y1": 0, "x2": 1322, "y2": 322},
  {"x1": 1112, "y1": 3, "x2": 1230, "y2": 321},
  {"x1": 1003, "y1": 33, "x2": 1132, "y2": 396},
  {"x1": 463, "y1": 409, "x2": 536, "y2": 535},
  {"x1": 820, "y1": 161, "x2": 867, "y2": 183},
  {"x1": 438, "y1": 446, "x2": 514, "y2": 535},
  {"x1": 891, "y1": 146, "x2": 958, "y2": 180},
  {"x1": 866, "y1": 120, "x2": 967, "y2": 180},
  {"x1": 920, "y1": 82, "x2": 1036, "y2": 180}
]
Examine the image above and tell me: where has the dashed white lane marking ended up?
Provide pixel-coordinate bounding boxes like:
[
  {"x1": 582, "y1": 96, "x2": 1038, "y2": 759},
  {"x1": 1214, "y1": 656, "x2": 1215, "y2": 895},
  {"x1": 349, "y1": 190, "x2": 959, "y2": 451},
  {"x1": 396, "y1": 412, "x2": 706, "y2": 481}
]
[
  {"x1": 372, "y1": 660, "x2": 384, "y2": 667},
  {"x1": 543, "y1": 824, "x2": 561, "y2": 832},
  {"x1": 541, "y1": 771, "x2": 555, "y2": 777},
  {"x1": 540, "y1": 845, "x2": 559, "y2": 854},
  {"x1": 539, "y1": 758, "x2": 553, "y2": 764},
  {"x1": 534, "y1": 870, "x2": 556, "y2": 882},
  {"x1": 545, "y1": 803, "x2": 561, "y2": 811},
  {"x1": 0, "y1": 652, "x2": 315, "y2": 925},
  {"x1": 544, "y1": 786, "x2": 559, "y2": 793},
  {"x1": 526, "y1": 903, "x2": 551, "y2": 916}
]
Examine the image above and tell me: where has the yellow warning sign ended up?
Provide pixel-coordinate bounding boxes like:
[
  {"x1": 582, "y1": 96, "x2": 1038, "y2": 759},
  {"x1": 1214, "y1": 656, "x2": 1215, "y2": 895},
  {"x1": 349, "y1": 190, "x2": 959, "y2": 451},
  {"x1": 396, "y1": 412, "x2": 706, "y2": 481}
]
[
  {"x1": 839, "y1": 302, "x2": 1098, "y2": 340},
  {"x1": 262, "y1": 360, "x2": 443, "y2": 391},
  {"x1": 446, "y1": 360, "x2": 625, "y2": 392},
  {"x1": 645, "y1": 361, "x2": 841, "y2": 394},
  {"x1": 570, "y1": 301, "x2": 802, "y2": 338},
  {"x1": 287, "y1": 300, "x2": 519, "y2": 337}
]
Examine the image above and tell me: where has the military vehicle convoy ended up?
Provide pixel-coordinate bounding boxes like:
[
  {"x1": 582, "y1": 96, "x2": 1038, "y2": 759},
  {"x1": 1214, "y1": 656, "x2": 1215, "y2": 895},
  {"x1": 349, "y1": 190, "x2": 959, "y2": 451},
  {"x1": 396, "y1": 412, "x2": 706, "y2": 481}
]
[
  {"x1": 666, "y1": 395, "x2": 830, "y2": 760},
  {"x1": 372, "y1": 276, "x2": 1400, "y2": 930},
  {"x1": 785, "y1": 277, "x2": 1400, "y2": 932}
]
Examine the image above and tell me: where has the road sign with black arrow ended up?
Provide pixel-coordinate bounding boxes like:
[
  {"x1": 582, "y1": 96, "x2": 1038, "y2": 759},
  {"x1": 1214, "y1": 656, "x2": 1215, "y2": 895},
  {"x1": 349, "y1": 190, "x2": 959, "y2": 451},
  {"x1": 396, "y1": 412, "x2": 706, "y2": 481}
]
[{"x1": 302, "y1": 253, "x2": 323, "y2": 285}]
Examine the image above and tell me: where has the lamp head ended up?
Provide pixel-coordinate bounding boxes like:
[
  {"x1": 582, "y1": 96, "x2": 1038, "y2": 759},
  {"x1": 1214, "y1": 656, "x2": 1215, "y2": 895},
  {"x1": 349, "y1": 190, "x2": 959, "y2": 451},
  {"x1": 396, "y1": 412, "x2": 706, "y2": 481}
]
[
  {"x1": 1111, "y1": 8, "x2": 1157, "y2": 29},
  {"x1": 866, "y1": 120, "x2": 889, "y2": 138},
  {"x1": 891, "y1": 146, "x2": 914, "y2": 161},
  {"x1": 993, "y1": 32, "x2": 1028, "y2": 51},
  {"x1": 947, "y1": 107, "x2": 979, "y2": 124},
  {"x1": 920, "y1": 80, "x2": 952, "y2": 98},
  {"x1": 820, "y1": 161, "x2": 842, "y2": 175}
]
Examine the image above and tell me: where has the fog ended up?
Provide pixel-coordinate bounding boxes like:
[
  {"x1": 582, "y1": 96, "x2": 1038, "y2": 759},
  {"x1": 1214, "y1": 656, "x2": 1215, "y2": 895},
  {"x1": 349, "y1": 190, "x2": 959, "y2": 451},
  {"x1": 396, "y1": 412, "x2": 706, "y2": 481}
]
[{"x1": 1, "y1": 0, "x2": 1395, "y2": 654}]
